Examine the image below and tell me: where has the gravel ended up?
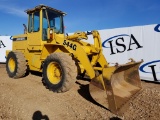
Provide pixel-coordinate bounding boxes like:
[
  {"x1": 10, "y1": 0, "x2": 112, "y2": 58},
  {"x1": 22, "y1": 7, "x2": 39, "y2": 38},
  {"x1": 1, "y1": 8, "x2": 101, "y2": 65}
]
[{"x1": 0, "y1": 64, "x2": 160, "y2": 120}]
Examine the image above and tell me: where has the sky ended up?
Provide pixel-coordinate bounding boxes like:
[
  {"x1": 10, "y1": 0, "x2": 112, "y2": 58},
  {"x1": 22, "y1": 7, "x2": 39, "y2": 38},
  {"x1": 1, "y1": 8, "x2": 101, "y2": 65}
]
[{"x1": 0, "y1": 0, "x2": 160, "y2": 36}]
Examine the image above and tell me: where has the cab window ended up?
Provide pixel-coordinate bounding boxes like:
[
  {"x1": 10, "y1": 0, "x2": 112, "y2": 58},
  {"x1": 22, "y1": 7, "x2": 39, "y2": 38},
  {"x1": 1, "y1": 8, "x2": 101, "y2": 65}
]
[{"x1": 28, "y1": 11, "x2": 40, "y2": 33}]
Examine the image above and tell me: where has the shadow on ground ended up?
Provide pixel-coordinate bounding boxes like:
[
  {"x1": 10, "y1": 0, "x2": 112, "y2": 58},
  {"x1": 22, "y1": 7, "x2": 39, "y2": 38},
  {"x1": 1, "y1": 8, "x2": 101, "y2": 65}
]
[
  {"x1": 30, "y1": 71, "x2": 42, "y2": 77},
  {"x1": 32, "y1": 110, "x2": 49, "y2": 120},
  {"x1": 110, "y1": 117, "x2": 122, "y2": 120},
  {"x1": 76, "y1": 80, "x2": 109, "y2": 111}
]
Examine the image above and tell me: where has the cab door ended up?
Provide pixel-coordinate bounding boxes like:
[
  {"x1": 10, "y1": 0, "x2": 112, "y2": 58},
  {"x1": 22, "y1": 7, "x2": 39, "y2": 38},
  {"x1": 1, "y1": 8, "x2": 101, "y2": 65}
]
[{"x1": 27, "y1": 11, "x2": 42, "y2": 50}]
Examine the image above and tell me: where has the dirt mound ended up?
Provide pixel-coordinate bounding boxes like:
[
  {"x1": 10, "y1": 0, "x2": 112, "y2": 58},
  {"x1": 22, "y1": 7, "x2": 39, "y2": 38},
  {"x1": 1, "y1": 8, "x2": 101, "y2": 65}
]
[
  {"x1": 123, "y1": 83, "x2": 160, "y2": 120},
  {"x1": 0, "y1": 65, "x2": 160, "y2": 120}
]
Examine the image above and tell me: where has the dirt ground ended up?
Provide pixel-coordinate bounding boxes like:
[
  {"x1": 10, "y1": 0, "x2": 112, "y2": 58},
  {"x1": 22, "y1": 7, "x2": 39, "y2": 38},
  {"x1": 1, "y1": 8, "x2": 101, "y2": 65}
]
[{"x1": 0, "y1": 64, "x2": 160, "y2": 120}]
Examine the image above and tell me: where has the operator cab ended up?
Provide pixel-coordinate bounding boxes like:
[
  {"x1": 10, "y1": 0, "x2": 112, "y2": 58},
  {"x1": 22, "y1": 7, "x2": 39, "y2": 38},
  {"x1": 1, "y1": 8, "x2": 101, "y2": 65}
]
[{"x1": 25, "y1": 5, "x2": 66, "y2": 40}]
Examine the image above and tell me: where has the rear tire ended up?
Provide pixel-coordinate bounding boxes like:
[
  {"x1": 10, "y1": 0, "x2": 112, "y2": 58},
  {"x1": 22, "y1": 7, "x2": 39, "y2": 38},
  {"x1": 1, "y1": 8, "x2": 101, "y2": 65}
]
[
  {"x1": 42, "y1": 53, "x2": 77, "y2": 93},
  {"x1": 6, "y1": 51, "x2": 27, "y2": 78}
]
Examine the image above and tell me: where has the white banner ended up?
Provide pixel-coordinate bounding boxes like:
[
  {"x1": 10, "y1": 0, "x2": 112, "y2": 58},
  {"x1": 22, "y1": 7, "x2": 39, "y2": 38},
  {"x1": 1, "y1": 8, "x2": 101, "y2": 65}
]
[
  {"x1": 0, "y1": 36, "x2": 12, "y2": 63},
  {"x1": 87, "y1": 24, "x2": 160, "y2": 82}
]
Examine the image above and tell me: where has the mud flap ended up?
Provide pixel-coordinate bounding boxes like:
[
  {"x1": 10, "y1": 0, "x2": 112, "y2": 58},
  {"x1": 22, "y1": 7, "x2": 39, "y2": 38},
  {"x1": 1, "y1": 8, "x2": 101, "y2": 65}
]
[{"x1": 89, "y1": 61, "x2": 143, "y2": 115}]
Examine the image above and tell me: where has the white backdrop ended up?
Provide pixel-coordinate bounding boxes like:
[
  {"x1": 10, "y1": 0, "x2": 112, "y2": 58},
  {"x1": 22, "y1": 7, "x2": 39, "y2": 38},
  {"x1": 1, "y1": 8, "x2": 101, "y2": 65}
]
[
  {"x1": 0, "y1": 36, "x2": 12, "y2": 63},
  {"x1": 87, "y1": 24, "x2": 160, "y2": 82}
]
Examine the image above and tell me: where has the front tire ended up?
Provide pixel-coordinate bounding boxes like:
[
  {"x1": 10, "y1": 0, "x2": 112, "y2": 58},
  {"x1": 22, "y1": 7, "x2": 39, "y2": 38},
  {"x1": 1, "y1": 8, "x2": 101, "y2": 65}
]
[
  {"x1": 42, "y1": 53, "x2": 77, "y2": 93},
  {"x1": 6, "y1": 51, "x2": 27, "y2": 78}
]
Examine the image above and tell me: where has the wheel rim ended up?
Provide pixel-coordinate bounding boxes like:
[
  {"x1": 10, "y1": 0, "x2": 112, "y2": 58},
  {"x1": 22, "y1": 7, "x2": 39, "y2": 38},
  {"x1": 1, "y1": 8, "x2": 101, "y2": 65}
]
[
  {"x1": 47, "y1": 62, "x2": 62, "y2": 84},
  {"x1": 8, "y1": 57, "x2": 16, "y2": 72}
]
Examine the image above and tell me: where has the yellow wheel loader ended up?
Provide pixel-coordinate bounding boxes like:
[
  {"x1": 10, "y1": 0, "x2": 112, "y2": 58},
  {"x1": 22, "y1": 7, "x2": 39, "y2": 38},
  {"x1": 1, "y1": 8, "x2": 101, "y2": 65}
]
[{"x1": 6, "y1": 5, "x2": 143, "y2": 115}]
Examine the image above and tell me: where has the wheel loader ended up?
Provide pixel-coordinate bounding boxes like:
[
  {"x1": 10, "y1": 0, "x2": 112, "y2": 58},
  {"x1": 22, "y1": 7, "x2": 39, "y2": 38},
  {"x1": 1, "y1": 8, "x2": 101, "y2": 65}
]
[{"x1": 6, "y1": 5, "x2": 143, "y2": 115}]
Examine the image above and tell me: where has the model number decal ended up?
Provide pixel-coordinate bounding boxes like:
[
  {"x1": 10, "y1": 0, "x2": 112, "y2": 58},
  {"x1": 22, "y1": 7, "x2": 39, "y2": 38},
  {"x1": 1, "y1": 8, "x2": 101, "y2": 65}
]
[{"x1": 63, "y1": 40, "x2": 77, "y2": 51}]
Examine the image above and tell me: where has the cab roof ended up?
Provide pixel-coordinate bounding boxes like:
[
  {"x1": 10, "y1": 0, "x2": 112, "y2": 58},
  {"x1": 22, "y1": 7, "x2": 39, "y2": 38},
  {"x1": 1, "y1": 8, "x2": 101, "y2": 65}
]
[{"x1": 25, "y1": 4, "x2": 66, "y2": 15}]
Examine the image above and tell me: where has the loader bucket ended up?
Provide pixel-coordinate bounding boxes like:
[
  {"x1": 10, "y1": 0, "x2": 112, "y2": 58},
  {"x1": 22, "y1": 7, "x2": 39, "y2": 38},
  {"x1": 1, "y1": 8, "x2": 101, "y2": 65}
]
[{"x1": 89, "y1": 61, "x2": 142, "y2": 115}]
